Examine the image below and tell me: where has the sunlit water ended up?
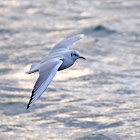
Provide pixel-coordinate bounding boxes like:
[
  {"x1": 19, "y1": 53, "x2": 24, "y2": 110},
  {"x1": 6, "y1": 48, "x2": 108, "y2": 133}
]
[{"x1": 0, "y1": 0, "x2": 140, "y2": 140}]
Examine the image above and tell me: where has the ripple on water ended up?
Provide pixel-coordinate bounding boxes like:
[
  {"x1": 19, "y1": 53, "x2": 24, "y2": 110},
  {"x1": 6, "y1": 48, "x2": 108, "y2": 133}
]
[
  {"x1": 82, "y1": 25, "x2": 116, "y2": 37},
  {"x1": 76, "y1": 134, "x2": 112, "y2": 140},
  {"x1": 0, "y1": 102, "x2": 27, "y2": 116}
]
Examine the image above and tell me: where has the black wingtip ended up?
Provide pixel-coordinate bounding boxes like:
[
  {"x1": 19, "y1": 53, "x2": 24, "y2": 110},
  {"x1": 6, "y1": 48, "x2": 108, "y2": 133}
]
[
  {"x1": 26, "y1": 97, "x2": 31, "y2": 110},
  {"x1": 26, "y1": 104, "x2": 29, "y2": 110},
  {"x1": 26, "y1": 90, "x2": 35, "y2": 110}
]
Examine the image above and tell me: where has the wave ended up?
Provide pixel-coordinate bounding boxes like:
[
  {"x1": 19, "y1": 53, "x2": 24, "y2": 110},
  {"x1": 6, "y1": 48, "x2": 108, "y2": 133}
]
[{"x1": 83, "y1": 25, "x2": 116, "y2": 37}]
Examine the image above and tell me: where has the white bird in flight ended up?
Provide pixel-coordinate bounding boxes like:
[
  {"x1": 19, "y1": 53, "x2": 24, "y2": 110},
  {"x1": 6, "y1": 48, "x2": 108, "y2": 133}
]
[{"x1": 26, "y1": 34, "x2": 86, "y2": 109}]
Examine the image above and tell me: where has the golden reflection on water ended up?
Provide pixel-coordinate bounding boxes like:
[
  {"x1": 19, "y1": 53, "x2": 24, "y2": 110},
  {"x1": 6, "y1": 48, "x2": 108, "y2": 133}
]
[
  {"x1": 54, "y1": 68, "x2": 93, "y2": 81},
  {"x1": 3, "y1": 0, "x2": 20, "y2": 7},
  {"x1": 7, "y1": 65, "x2": 93, "y2": 91}
]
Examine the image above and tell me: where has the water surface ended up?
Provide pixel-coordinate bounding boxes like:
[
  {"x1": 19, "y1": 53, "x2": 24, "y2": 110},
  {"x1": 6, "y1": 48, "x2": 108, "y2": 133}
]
[{"x1": 0, "y1": 0, "x2": 140, "y2": 140}]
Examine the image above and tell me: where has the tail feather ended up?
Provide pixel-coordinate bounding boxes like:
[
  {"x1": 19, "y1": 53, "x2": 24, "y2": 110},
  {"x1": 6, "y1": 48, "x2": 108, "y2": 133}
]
[{"x1": 26, "y1": 62, "x2": 40, "y2": 74}]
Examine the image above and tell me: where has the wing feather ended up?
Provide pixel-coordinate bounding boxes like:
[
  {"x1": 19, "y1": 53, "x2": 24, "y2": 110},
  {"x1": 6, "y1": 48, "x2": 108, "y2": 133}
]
[
  {"x1": 49, "y1": 34, "x2": 84, "y2": 53},
  {"x1": 27, "y1": 59, "x2": 62, "y2": 109}
]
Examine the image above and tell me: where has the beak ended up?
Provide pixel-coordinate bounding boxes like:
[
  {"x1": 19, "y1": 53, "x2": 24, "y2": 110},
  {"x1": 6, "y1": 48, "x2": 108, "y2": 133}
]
[{"x1": 79, "y1": 56, "x2": 86, "y2": 60}]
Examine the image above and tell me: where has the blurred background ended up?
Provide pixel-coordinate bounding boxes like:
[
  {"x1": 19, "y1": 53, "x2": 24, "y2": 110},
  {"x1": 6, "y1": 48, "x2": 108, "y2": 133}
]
[{"x1": 0, "y1": 0, "x2": 140, "y2": 140}]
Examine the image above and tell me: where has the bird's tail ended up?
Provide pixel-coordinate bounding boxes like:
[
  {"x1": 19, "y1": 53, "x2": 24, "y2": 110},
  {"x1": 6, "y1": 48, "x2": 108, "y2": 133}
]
[{"x1": 26, "y1": 62, "x2": 40, "y2": 74}]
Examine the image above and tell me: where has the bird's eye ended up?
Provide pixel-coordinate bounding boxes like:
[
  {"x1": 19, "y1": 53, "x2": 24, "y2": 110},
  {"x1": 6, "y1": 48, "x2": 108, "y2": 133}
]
[
  {"x1": 74, "y1": 53, "x2": 77, "y2": 56},
  {"x1": 71, "y1": 53, "x2": 72, "y2": 57}
]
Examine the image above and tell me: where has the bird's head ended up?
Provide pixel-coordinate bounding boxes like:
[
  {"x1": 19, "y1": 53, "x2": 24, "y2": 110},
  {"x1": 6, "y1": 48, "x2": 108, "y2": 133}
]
[{"x1": 70, "y1": 50, "x2": 86, "y2": 60}]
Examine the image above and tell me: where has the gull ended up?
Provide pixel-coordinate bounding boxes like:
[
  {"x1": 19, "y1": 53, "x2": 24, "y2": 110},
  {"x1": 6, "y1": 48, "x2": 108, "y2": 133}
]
[{"x1": 26, "y1": 34, "x2": 86, "y2": 109}]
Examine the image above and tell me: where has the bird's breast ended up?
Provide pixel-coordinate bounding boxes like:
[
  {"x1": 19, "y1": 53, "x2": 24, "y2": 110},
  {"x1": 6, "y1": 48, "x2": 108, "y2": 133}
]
[{"x1": 58, "y1": 59, "x2": 74, "y2": 71}]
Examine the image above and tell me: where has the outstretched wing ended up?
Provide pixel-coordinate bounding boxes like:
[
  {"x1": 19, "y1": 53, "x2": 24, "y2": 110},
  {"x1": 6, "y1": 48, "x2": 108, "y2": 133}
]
[
  {"x1": 27, "y1": 59, "x2": 62, "y2": 109},
  {"x1": 49, "y1": 34, "x2": 84, "y2": 54}
]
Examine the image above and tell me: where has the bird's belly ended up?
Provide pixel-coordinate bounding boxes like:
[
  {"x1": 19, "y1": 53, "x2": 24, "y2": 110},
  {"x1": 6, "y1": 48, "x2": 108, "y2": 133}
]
[{"x1": 58, "y1": 60, "x2": 74, "y2": 71}]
